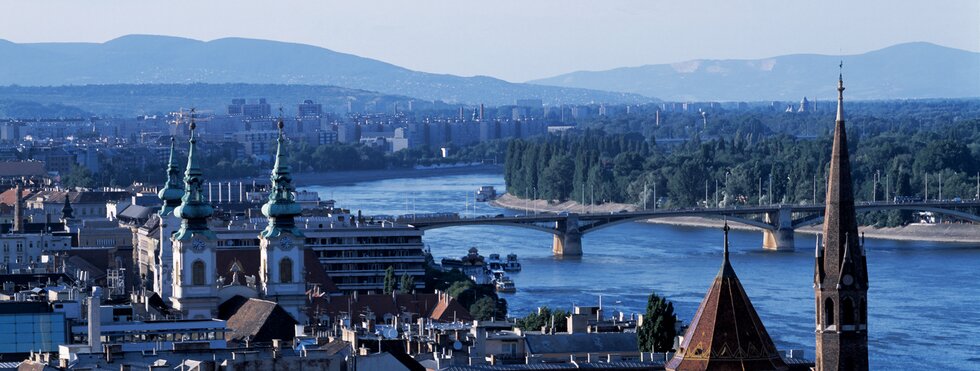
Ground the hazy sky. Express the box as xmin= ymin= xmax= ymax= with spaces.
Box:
xmin=2 ymin=0 xmax=977 ymax=82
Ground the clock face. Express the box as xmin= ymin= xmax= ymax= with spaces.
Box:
xmin=842 ymin=274 xmax=854 ymax=286
xmin=278 ymin=237 xmax=293 ymax=251
xmin=191 ymin=239 xmax=207 ymax=252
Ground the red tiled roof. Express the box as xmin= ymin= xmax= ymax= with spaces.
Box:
xmin=667 ymin=229 xmax=788 ymax=371
xmin=0 ymin=187 xmax=33 ymax=206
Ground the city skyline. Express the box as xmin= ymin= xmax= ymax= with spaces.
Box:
xmin=1 ymin=0 xmax=977 ymax=82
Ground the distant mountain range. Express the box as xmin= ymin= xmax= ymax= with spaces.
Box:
xmin=0 ymin=35 xmax=651 ymax=106
xmin=530 ymin=42 xmax=980 ymax=101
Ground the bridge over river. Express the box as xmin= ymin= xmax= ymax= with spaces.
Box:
xmin=401 ymin=200 xmax=980 ymax=255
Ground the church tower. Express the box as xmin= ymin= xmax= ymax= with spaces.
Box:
xmin=154 ymin=136 xmax=184 ymax=301
xmin=258 ymin=118 xmax=307 ymax=323
xmin=170 ymin=119 xmax=218 ymax=319
xmin=815 ymin=71 xmax=869 ymax=370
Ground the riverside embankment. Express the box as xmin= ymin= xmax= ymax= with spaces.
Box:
xmin=491 ymin=193 xmax=980 ymax=243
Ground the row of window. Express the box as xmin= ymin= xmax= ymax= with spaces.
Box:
xmin=822 ymin=296 xmax=867 ymax=328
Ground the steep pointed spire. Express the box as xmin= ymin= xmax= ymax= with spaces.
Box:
xmin=667 ymin=224 xmax=788 ymax=371
xmin=820 ymin=69 xmax=862 ymax=282
xmin=836 ymin=62 xmax=845 ymax=123
xmin=260 ymin=116 xmax=303 ymax=238
xmin=173 ymin=111 xmax=214 ymax=239
xmin=61 ymin=195 xmax=74 ymax=221
xmin=816 ymin=68 xmax=869 ymax=371
xmin=158 ymin=136 xmax=185 ymax=216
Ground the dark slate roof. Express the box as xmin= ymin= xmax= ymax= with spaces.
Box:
xmin=223 ymin=297 xmax=298 ymax=343
xmin=666 ymin=230 xmax=787 ymax=371
xmin=31 ymin=190 xmax=131 ymax=204
xmin=0 ymin=161 xmax=45 ymax=177
xmin=118 ymin=204 xmax=153 ymax=222
xmin=524 ymin=333 xmax=638 ymax=355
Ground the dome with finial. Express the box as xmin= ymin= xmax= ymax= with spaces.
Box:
xmin=260 ymin=117 xmax=303 ymax=238
xmin=173 ymin=115 xmax=215 ymax=239
xmin=158 ymin=136 xmax=185 ymax=215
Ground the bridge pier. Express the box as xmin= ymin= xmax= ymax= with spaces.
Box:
xmin=552 ymin=231 xmax=583 ymax=256
xmin=552 ymin=214 xmax=583 ymax=256
xmin=762 ymin=228 xmax=795 ymax=251
xmin=762 ymin=205 xmax=796 ymax=251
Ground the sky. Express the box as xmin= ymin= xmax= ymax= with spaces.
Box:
xmin=1 ymin=0 xmax=977 ymax=82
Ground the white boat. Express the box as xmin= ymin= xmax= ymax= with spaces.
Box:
xmin=503 ymin=253 xmax=522 ymax=272
xmin=495 ymin=277 xmax=516 ymax=293
xmin=476 ymin=186 xmax=497 ymax=202
xmin=487 ymin=253 xmax=503 ymax=271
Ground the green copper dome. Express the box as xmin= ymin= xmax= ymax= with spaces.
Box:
xmin=174 ymin=118 xmax=214 ymax=240
xmin=158 ymin=136 xmax=185 ymax=216
xmin=261 ymin=119 xmax=303 ymax=238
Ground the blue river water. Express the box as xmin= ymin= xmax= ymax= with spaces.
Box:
xmin=304 ymin=173 xmax=980 ymax=370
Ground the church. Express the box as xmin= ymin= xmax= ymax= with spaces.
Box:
xmin=142 ymin=117 xmax=311 ymax=324
xmin=666 ymin=73 xmax=870 ymax=370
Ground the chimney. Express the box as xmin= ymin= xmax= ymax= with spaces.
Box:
xmin=479 ymin=104 xmax=484 ymax=122
xmin=13 ymin=184 xmax=22 ymax=233
xmin=88 ymin=286 xmax=103 ymax=350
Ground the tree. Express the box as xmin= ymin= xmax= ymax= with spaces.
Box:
xmin=62 ymin=164 xmax=94 ymax=190
xmin=383 ymin=266 xmax=396 ymax=295
xmin=467 ymin=296 xmax=508 ymax=321
xmin=398 ymin=273 xmax=415 ymax=294
xmin=515 ymin=306 xmax=570 ymax=333
xmin=637 ymin=291 xmax=677 ymax=353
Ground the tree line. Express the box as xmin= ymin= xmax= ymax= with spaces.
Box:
xmin=505 ymin=112 xmax=980 ymax=227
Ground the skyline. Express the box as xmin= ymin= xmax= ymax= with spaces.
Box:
xmin=1 ymin=0 xmax=977 ymax=82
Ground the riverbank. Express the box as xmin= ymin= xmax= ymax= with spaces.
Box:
xmin=294 ymin=164 xmax=503 ymax=186
xmin=491 ymin=193 xmax=980 ymax=243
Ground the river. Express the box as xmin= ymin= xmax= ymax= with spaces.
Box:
xmin=303 ymin=172 xmax=980 ymax=370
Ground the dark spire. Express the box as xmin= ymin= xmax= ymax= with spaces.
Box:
xmin=173 ymin=111 xmax=214 ymax=239
xmin=667 ymin=225 xmax=788 ymax=371
xmin=819 ymin=69 xmax=863 ymax=284
xmin=815 ymin=69 xmax=869 ymax=371
xmin=61 ymin=195 xmax=74 ymax=221
xmin=158 ymin=136 xmax=185 ymax=216
xmin=260 ymin=116 xmax=303 ymax=238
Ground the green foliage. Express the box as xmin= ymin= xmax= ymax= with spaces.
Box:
xmin=62 ymin=164 xmax=94 ymax=189
xmin=383 ymin=266 xmax=395 ymax=295
xmin=515 ymin=306 xmax=570 ymax=333
xmin=637 ymin=291 xmax=677 ymax=353
xmin=504 ymin=110 xmax=980 ymax=227
xmin=398 ymin=273 xmax=415 ymax=294
xmin=469 ymin=296 xmax=507 ymax=321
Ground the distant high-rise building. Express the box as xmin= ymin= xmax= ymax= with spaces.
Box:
xmin=298 ymin=99 xmax=323 ymax=117
xmin=228 ymin=98 xmax=271 ymax=117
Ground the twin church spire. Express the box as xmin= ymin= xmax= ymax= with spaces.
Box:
xmin=173 ymin=117 xmax=215 ymax=239
xmin=260 ymin=117 xmax=303 ymax=237
xmin=169 ymin=112 xmax=299 ymax=238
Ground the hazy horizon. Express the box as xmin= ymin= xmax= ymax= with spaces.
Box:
xmin=2 ymin=0 xmax=977 ymax=82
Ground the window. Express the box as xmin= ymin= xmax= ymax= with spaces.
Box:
xmin=192 ymin=260 xmax=206 ymax=286
xmin=841 ymin=298 xmax=855 ymax=326
xmin=279 ymin=258 xmax=293 ymax=283
xmin=859 ymin=298 xmax=867 ymax=325
xmin=824 ymin=298 xmax=835 ymax=327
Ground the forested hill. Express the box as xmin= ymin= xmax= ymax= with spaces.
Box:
xmin=504 ymin=103 xmax=980 ymax=226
